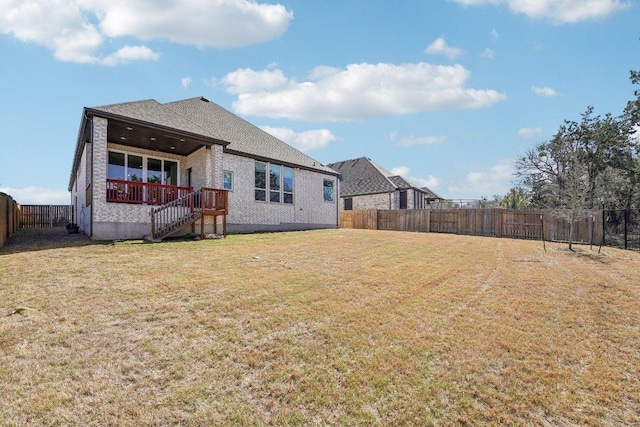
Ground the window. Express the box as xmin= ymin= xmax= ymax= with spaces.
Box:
xmin=399 ymin=191 xmax=407 ymax=209
xmin=255 ymin=161 xmax=294 ymax=203
xmin=269 ymin=164 xmax=281 ymax=202
xmin=255 ymin=161 xmax=266 ymax=201
xmin=107 ymin=150 xmax=178 ymax=185
xmin=323 ymin=179 xmax=334 ymax=202
xmin=344 ymin=198 xmax=353 ymax=210
xmin=223 ymin=171 xmax=233 ymax=190
xmin=283 ymin=167 xmax=293 ymax=204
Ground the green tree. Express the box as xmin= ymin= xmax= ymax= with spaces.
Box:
xmin=499 ymin=187 xmax=530 ymax=209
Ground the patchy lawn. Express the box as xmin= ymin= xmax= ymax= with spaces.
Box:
xmin=1 ymin=228 xmax=639 ymax=426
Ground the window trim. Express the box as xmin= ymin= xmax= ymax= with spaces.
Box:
xmin=323 ymin=179 xmax=335 ymax=202
xmin=223 ymin=170 xmax=234 ymax=191
xmin=255 ymin=161 xmax=294 ymax=204
xmin=107 ymin=149 xmax=180 ymax=186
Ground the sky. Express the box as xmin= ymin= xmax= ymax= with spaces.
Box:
xmin=0 ymin=0 xmax=638 ymax=204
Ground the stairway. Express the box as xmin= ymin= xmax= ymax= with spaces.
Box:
xmin=149 ymin=190 xmax=202 ymax=241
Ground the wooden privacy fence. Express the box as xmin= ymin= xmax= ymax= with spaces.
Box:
xmin=1 ymin=192 xmax=20 ymax=248
xmin=19 ymin=205 xmax=74 ymax=229
xmin=340 ymin=209 xmax=604 ymax=245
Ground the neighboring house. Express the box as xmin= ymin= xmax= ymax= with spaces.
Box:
xmin=327 ymin=157 xmax=442 ymax=211
xmin=68 ymin=96 xmax=340 ymax=240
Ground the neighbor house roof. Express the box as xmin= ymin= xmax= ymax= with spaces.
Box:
xmin=327 ymin=157 xmax=439 ymax=198
xmin=420 ymin=187 xmax=445 ymax=200
xmin=327 ymin=157 xmax=397 ymax=197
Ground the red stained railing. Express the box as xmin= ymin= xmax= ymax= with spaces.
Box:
xmin=106 ymin=179 xmax=193 ymax=205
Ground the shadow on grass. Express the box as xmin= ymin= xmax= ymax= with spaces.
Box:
xmin=0 ymin=228 xmax=111 ymax=255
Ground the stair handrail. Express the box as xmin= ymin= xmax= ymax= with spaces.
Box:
xmin=150 ymin=188 xmax=199 ymax=239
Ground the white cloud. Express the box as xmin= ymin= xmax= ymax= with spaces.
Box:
xmin=390 ymin=167 xmax=441 ymax=190
xmin=259 ymin=126 xmax=337 ymax=152
xmin=0 ymin=187 xmax=69 ymax=205
xmin=0 ymin=0 xmax=292 ymax=64
xmin=181 ymin=77 xmax=193 ymax=89
xmin=202 ymin=77 xmax=218 ymax=88
xmin=448 ymin=158 xmax=514 ymax=196
xmin=100 ymin=45 xmax=160 ymax=66
xmin=425 ymin=37 xmax=463 ymax=60
xmin=391 ymin=134 xmax=445 ymax=147
xmin=532 ymin=86 xmax=560 ymax=97
xmin=223 ymin=68 xmax=291 ymax=93
xmin=449 ymin=0 xmax=630 ymax=24
xmin=222 ymin=63 xmax=506 ymax=122
xmin=518 ymin=127 xmax=542 ymax=138
xmin=490 ymin=28 xmax=499 ymax=42
xmin=481 ymin=48 xmax=496 ymax=59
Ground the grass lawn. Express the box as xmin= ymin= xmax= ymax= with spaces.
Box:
xmin=1 ymin=228 xmax=639 ymax=426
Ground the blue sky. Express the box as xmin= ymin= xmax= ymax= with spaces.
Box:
xmin=0 ymin=0 xmax=638 ymax=204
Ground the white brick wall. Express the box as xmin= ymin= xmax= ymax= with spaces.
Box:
xmin=339 ymin=189 xmax=420 ymax=211
xmin=222 ymin=153 xmax=337 ymax=229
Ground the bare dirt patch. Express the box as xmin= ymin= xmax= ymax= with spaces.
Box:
xmin=1 ymin=229 xmax=639 ymax=425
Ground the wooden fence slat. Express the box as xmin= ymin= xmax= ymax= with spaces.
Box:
xmin=339 ymin=208 xmax=604 ymax=245
xmin=19 ymin=205 xmax=74 ymax=229
xmin=1 ymin=192 xmax=20 ymax=248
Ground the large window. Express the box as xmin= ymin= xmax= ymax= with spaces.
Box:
xmin=323 ymin=179 xmax=334 ymax=202
xmin=269 ymin=164 xmax=281 ymax=202
xmin=255 ymin=161 xmax=294 ymax=204
xmin=107 ymin=150 xmax=179 ymax=185
xmin=283 ymin=167 xmax=293 ymax=204
xmin=255 ymin=162 xmax=267 ymax=201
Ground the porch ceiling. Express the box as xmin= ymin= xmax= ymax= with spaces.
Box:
xmin=107 ymin=119 xmax=209 ymax=156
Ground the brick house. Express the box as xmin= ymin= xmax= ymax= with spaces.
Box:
xmin=68 ymin=97 xmax=340 ymax=240
xmin=327 ymin=157 xmax=442 ymax=211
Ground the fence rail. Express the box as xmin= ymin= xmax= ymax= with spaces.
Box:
xmin=19 ymin=205 xmax=74 ymax=229
xmin=1 ymin=192 xmax=20 ymax=248
xmin=340 ymin=208 xmax=605 ymax=246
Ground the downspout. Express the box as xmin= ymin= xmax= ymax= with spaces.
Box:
xmin=335 ymin=177 xmax=340 ymax=228
xmin=89 ymin=115 xmax=94 ymax=239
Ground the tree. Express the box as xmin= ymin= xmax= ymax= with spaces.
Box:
xmin=499 ymin=187 xmax=530 ymax=209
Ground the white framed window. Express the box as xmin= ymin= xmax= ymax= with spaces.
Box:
xmin=223 ymin=171 xmax=233 ymax=190
xmin=255 ymin=161 xmax=294 ymax=204
xmin=107 ymin=150 xmax=179 ymax=185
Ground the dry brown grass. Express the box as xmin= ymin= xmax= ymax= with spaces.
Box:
xmin=1 ymin=228 xmax=639 ymax=426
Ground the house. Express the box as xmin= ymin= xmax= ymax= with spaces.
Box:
xmin=326 ymin=157 xmax=442 ymax=211
xmin=68 ymin=96 xmax=340 ymax=240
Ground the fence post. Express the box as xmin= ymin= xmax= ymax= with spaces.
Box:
xmin=624 ymin=209 xmax=629 ymax=250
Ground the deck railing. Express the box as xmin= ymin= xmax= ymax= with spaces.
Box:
xmin=106 ymin=179 xmax=192 ymax=205
xmin=200 ymin=187 xmax=229 ymax=214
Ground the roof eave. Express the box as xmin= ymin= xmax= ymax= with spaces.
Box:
xmin=224 ymin=148 xmax=340 ymax=176
xmin=85 ymin=108 xmax=229 ymax=147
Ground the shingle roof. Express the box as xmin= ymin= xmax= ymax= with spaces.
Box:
xmin=163 ymin=97 xmax=337 ymax=174
xmin=327 ymin=157 xmax=398 ymax=197
xmin=328 ymin=157 xmax=440 ymax=198
xmin=420 ymin=187 xmax=445 ymax=200
xmin=388 ymin=175 xmax=414 ymax=189
xmin=88 ymin=99 xmax=217 ymax=141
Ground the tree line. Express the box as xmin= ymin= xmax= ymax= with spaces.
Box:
xmin=489 ymin=69 xmax=640 ymax=211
